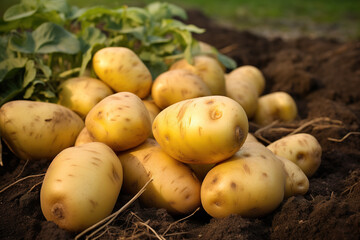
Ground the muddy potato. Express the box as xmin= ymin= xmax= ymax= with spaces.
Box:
xmin=57 ymin=77 xmax=113 ymax=119
xmin=201 ymin=142 xmax=285 ymax=218
xmin=226 ymin=65 xmax=266 ymax=96
xmin=276 ymin=155 xmax=309 ymax=198
xmin=267 ymin=133 xmax=322 ymax=177
xmin=40 ymin=142 xmax=123 ymax=232
xmin=225 ymin=75 xmax=259 ymax=118
xmin=118 ymin=138 xmax=201 ymax=215
xmin=0 ymin=100 xmax=84 ymax=161
xmin=85 ymin=92 xmax=152 ymax=151
xmin=169 ymin=55 xmax=226 ymax=95
xmin=253 ymin=91 xmax=298 ymax=126
xmin=152 ymin=96 xmax=249 ymax=164
xmin=151 ymin=69 xmax=211 ymax=109
xmin=92 ymin=47 xmax=152 ymax=98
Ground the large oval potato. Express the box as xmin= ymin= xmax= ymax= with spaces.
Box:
xmin=267 ymin=133 xmax=322 ymax=177
xmin=118 ymin=138 xmax=201 ymax=215
xmin=0 ymin=100 xmax=84 ymax=161
xmin=85 ymin=92 xmax=152 ymax=151
xmin=151 ymin=69 xmax=211 ymax=109
xmin=152 ymin=96 xmax=249 ymax=164
xmin=57 ymin=76 xmax=113 ymax=119
xmin=201 ymin=142 xmax=285 ymax=218
xmin=40 ymin=142 xmax=123 ymax=232
xmin=169 ymin=55 xmax=226 ymax=95
xmin=92 ymin=47 xmax=152 ymax=98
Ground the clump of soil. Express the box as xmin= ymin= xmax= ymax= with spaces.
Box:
xmin=1 ymin=9 xmax=359 ymax=240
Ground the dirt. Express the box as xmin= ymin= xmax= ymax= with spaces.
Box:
xmin=1 ymin=9 xmax=360 ymax=240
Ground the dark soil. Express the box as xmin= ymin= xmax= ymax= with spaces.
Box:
xmin=1 ymin=9 xmax=360 ymax=240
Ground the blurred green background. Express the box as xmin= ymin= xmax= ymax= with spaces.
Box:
xmin=1 ymin=0 xmax=359 ymax=40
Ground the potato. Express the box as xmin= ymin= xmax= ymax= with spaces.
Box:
xmin=142 ymin=99 xmax=161 ymax=138
xmin=0 ymin=100 xmax=84 ymax=161
xmin=74 ymin=127 xmax=95 ymax=146
xmin=40 ymin=142 xmax=123 ymax=232
xmin=118 ymin=138 xmax=201 ymax=215
xmin=267 ymin=133 xmax=322 ymax=177
xmin=152 ymin=96 xmax=249 ymax=164
xmin=57 ymin=76 xmax=113 ymax=118
xmin=85 ymin=92 xmax=152 ymax=151
xmin=92 ymin=47 xmax=152 ymax=98
xmin=225 ymin=74 xmax=259 ymax=118
xmin=201 ymin=142 xmax=285 ymax=218
xmin=187 ymin=163 xmax=215 ymax=181
xmin=276 ymin=155 xmax=309 ymax=198
xmin=244 ymin=133 xmax=259 ymax=143
xmin=253 ymin=91 xmax=298 ymax=126
xmin=226 ymin=65 xmax=266 ymax=96
xmin=169 ymin=55 xmax=226 ymax=95
xmin=151 ymin=69 xmax=211 ymax=109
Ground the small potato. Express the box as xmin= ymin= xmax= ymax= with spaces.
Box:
xmin=74 ymin=127 xmax=95 ymax=146
xmin=0 ymin=100 xmax=84 ymax=161
xmin=226 ymin=65 xmax=266 ymax=96
xmin=92 ymin=47 xmax=152 ymax=98
xmin=151 ymin=69 xmax=211 ymax=109
xmin=57 ymin=76 xmax=113 ymax=118
xmin=142 ymin=99 xmax=161 ymax=138
xmin=201 ymin=142 xmax=285 ymax=218
xmin=85 ymin=92 xmax=152 ymax=151
xmin=40 ymin=142 xmax=123 ymax=232
xmin=267 ymin=133 xmax=322 ymax=177
xmin=152 ymin=96 xmax=249 ymax=164
xmin=253 ymin=91 xmax=298 ymax=126
xmin=169 ymin=55 xmax=226 ymax=95
xmin=118 ymin=138 xmax=201 ymax=215
xmin=225 ymin=74 xmax=259 ymax=118
xmin=276 ymin=155 xmax=309 ymax=198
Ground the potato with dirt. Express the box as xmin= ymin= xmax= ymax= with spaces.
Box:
xmin=57 ymin=76 xmax=113 ymax=119
xmin=169 ymin=55 xmax=226 ymax=95
xmin=118 ymin=138 xmax=201 ymax=215
xmin=151 ymin=69 xmax=211 ymax=109
xmin=0 ymin=100 xmax=84 ymax=161
xmin=267 ymin=133 xmax=322 ymax=177
xmin=85 ymin=92 xmax=152 ymax=151
xmin=152 ymin=96 xmax=249 ymax=164
xmin=201 ymin=142 xmax=286 ymax=218
xmin=92 ymin=47 xmax=152 ymax=98
xmin=253 ymin=91 xmax=298 ymax=126
xmin=40 ymin=142 xmax=123 ymax=232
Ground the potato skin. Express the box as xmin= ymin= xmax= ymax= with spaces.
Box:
xmin=201 ymin=142 xmax=285 ymax=218
xmin=40 ymin=142 xmax=123 ymax=232
xmin=85 ymin=92 xmax=152 ymax=151
xmin=92 ymin=47 xmax=152 ymax=98
xmin=151 ymin=69 xmax=211 ymax=109
xmin=267 ymin=133 xmax=322 ymax=177
xmin=142 ymin=99 xmax=161 ymax=138
xmin=118 ymin=138 xmax=201 ymax=215
xmin=152 ymin=96 xmax=249 ymax=164
xmin=58 ymin=77 xmax=113 ymax=118
xmin=170 ymin=55 xmax=226 ymax=95
xmin=0 ymin=100 xmax=84 ymax=161
xmin=74 ymin=127 xmax=95 ymax=146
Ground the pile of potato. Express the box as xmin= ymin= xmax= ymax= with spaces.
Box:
xmin=0 ymin=46 xmax=322 ymax=232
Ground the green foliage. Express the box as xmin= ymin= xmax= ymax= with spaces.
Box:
xmin=0 ymin=0 xmax=236 ymax=106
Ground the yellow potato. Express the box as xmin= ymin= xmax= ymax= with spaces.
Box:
xmin=0 ymin=100 xmax=84 ymax=161
xmin=267 ymin=133 xmax=322 ymax=177
xmin=169 ymin=55 xmax=226 ymax=95
xmin=187 ymin=163 xmax=215 ymax=181
xmin=201 ymin=142 xmax=285 ymax=218
xmin=85 ymin=92 xmax=152 ymax=151
xmin=151 ymin=69 xmax=211 ymax=109
xmin=118 ymin=138 xmax=201 ymax=215
xmin=40 ymin=142 xmax=123 ymax=232
xmin=74 ymin=127 xmax=95 ymax=146
xmin=244 ymin=133 xmax=259 ymax=143
xmin=142 ymin=99 xmax=161 ymax=138
xmin=226 ymin=65 xmax=266 ymax=96
xmin=92 ymin=47 xmax=152 ymax=98
xmin=152 ymin=96 xmax=248 ymax=164
xmin=57 ymin=76 xmax=113 ymax=118
xmin=253 ymin=91 xmax=298 ymax=126
xmin=225 ymin=74 xmax=259 ymax=118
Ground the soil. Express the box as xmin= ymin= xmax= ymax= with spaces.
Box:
xmin=1 ymin=9 xmax=360 ymax=240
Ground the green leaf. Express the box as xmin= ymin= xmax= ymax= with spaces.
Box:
xmin=0 ymin=57 xmax=28 ymax=82
xmin=217 ymin=53 xmax=237 ymax=70
xmin=3 ymin=2 xmax=38 ymax=22
xmin=23 ymin=60 xmax=36 ymax=87
xmin=9 ymin=31 xmax=35 ymax=53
